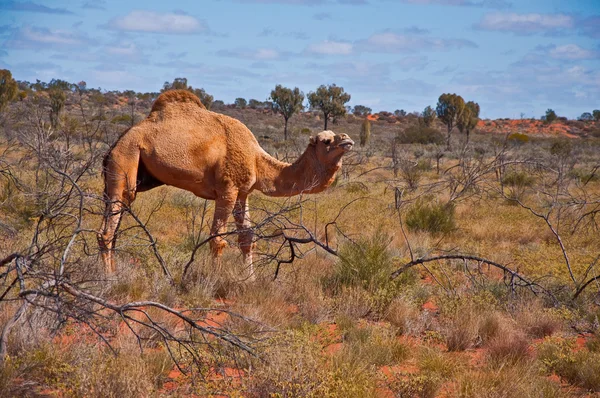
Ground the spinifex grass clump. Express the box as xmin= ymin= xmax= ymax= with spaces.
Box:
xmin=327 ymin=232 xmax=414 ymax=293
xmin=405 ymin=198 xmax=455 ymax=235
xmin=501 ymin=171 xmax=535 ymax=187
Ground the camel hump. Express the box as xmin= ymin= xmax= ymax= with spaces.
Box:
xmin=151 ymin=90 xmax=206 ymax=113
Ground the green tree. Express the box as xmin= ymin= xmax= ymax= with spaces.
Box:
xmin=234 ymin=98 xmax=247 ymax=109
xmin=360 ymin=119 xmax=371 ymax=147
xmin=592 ymin=110 xmax=600 ymax=121
xmin=0 ymin=69 xmax=18 ymax=112
xmin=161 ymin=77 xmax=213 ymax=109
xmin=191 ymin=88 xmax=213 ymax=110
xmin=46 ymin=79 xmax=72 ymax=129
xmin=422 ymin=105 xmax=436 ymax=127
xmin=394 ymin=109 xmax=407 ymax=118
xmin=436 ymin=93 xmax=465 ymax=150
xmin=269 ymin=85 xmax=305 ymax=140
xmin=457 ymin=101 xmax=480 ymax=145
xmin=579 ymin=112 xmax=593 ymax=121
xmin=49 ymin=87 xmax=66 ymax=129
xmin=161 ymin=77 xmax=189 ymax=91
xmin=544 ymin=109 xmax=558 ymax=124
xmin=353 ymin=105 xmax=372 ymax=117
xmin=307 ymin=84 xmax=351 ymax=130
xmin=248 ymin=99 xmax=262 ymax=109
xmin=123 ymin=90 xmax=137 ymax=128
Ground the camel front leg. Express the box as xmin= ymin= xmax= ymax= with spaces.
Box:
xmin=233 ymin=194 xmax=255 ymax=281
xmin=209 ymin=192 xmax=237 ymax=265
xmin=98 ymin=151 xmax=139 ymax=275
xmin=98 ymin=200 xmax=125 ymax=274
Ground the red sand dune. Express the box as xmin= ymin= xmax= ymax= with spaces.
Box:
xmin=476 ymin=119 xmax=586 ymax=138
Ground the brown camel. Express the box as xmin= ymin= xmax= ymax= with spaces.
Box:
xmin=99 ymin=90 xmax=354 ymax=278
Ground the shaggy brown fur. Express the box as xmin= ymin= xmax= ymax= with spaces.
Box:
xmin=98 ymin=90 xmax=354 ymax=279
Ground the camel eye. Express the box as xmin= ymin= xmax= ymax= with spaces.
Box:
xmin=323 ymin=139 xmax=331 ymax=145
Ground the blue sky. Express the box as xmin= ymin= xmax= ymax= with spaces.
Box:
xmin=0 ymin=0 xmax=598 ymax=119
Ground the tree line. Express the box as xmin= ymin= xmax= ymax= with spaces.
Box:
xmin=1 ymin=69 xmax=599 ymax=145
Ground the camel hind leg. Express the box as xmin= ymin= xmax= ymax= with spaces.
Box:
xmin=98 ymin=147 xmax=140 ymax=274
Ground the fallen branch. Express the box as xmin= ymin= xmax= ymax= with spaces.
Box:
xmin=391 ymin=254 xmax=556 ymax=300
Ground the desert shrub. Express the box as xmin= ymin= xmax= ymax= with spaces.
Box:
xmin=110 ymin=114 xmax=133 ymax=126
xmin=536 ymin=337 xmax=574 ymax=370
xmin=333 ymin=286 xmax=373 ymax=320
xmin=507 ymin=132 xmax=530 ymax=144
xmin=501 ymin=171 xmax=534 ymax=187
xmin=550 ymin=350 xmax=600 ymax=391
xmin=418 ymin=346 xmax=460 ymax=378
xmin=416 ymin=158 xmax=432 ymax=171
xmin=398 ymin=159 xmax=422 ymax=190
xmin=0 ymin=340 xmax=169 ymax=398
xmin=247 ymin=328 xmax=378 ymax=397
xmin=571 ymin=167 xmax=599 ymax=183
xmin=586 ymin=334 xmax=600 ymax=353
xmin=328 ymin=232 xmax=412 ymax=293
xmin=335 ymin=325 xmax=409 ymax=368
xmin=405 ymin=198 xmax=455 ymax=235
xmin=538 ymin=336 xmax=600 ymax=391
xmin=397 ymin=125 xmax=444 ymax=145
xmin=549 ymin=138 xmax=573 ymax=158
xmin=457 ymin=364 xmax=565 ymax=398
xmin=389 ymin=374 xmax=442 ymax=398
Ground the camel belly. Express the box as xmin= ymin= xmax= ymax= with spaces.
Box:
xmin=139 ymin=140 xmax=222 ymax=200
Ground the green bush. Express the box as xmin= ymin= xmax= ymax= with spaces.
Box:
xmin=335 ymin=325 xmax=409 ymax=368
xmin=405 ymin=198 xmax=455 ymax=235
xmin=571 ymin=168 xmax=599 ymax=184
xmin=326 ymin=232 xmax=416 ymax=309
xmin=501 ymin=171 xmax=535 ymax=187
xmin=331 ymin=232 xmax=394 ymax=291
xmin=549 ymin=139 xmax=573 ymax=158
xmin=507 ymin=132 xmax=530 ymax=144
xmin=397 ymin=125 xmax=444 ymax=145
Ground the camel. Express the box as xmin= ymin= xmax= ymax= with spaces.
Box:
xmin=98 ymin=89 xmax=354 ymax=279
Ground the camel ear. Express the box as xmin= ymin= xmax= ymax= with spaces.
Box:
xmin=309 ymin=136 xmax=317 ymax=146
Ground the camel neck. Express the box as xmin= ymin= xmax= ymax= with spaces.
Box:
xmin=255 ymin=147 xmax=341 ymax=197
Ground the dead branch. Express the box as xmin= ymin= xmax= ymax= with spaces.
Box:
xmin=391 ymin=254 xmax=556 ymax=300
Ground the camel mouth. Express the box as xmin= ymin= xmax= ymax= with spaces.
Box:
xmin=338 ymin=139 xmax=354 ymax=151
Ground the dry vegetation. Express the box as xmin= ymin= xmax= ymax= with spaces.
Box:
xmin=1 ymin=88 xmax=600 ymax=397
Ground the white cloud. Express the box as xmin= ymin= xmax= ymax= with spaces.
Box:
xmin=549 ymin=44 xmax=598 ymax=60
xmin=217 ymin=48 xmax=285 ymax=60
xmin=104 ymin=10 xmax=208 ymax=34
xmin=356 ymin=32 xmax=476 ymax=53
xmin=400 ymin=0 xmax=510 ymax=8
xmin=3 ymin=25 xmax=94 ymax=50
xmin=255 ymin=48 xmax=280 ymax=60
xmin=0 ymin=1 xmax=73 ymax=14
xmin=305 ymin=40 xmax=353 ymax=55
xmin=476 ymin=12 xmax=573 ymax=35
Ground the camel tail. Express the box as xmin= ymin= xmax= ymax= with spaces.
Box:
xmin=151 ymin=90 xmax=206 ymax=113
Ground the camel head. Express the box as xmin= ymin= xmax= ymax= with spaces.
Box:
xmin=309 ymin=130 xmax=354 ymax=166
